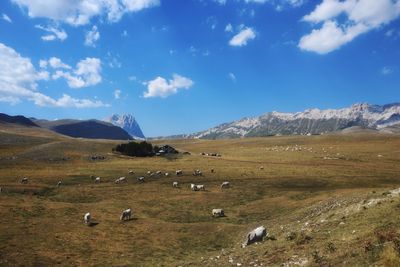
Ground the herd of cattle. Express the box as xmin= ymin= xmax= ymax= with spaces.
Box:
xmin=11 ymin=167 xmax=267 ymax=247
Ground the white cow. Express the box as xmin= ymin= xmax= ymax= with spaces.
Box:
xmin=84 ymin=212 xmax=91 ymax=225
xmin=173 ymin=181 xmax=179 ymax=188
xmin=120 ymin=209 xmax=132 ymax=221
xmin=197 ymin=185 xmax=205 ymax=191
xmin=156 ymin=171 xmax=162 ymax=176
xmin=165 ymin=172 xmax=169 ymax=177
xmin=20 ymin=177 xmax=28 ymax=184
xmin=242 ymin=226 xmax=267 ymax=247
xmin=193 ymin=169 xmax=202 ymax=176
xmin=176 ymin=170 xmax=183 ymax=176
xmin=191 ymin=184 xmax=205 ymax=191
xmin=57 ymin=181 xmax=62 ymax=188
xmin=115 ymin=177 xmax=127 ymax=184
xmin=95 ymin=177 xmax=101 ymax=183
xmin=137 ymin=176 xmax=145 ymax=183
xmin=212 ymin=209 xmax=224 ymax=217
xmin=129 ymin=170 xmax=134 ymax=174
xmin=220 ymin=181 xmax=230 ymax=189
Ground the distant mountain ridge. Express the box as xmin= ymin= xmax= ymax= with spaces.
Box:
xmin=0 ymin=113 xmax=38 ymax=127
xmin=34 ymin=119 xmax=133 ymax=140
xmin=104 ymin=114 xmax=145 ymax=139
xmin=165 ymin=103 xmax=400 ymax=139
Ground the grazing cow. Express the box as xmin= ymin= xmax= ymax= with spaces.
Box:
xmin=212 ymin=209 xmax=224 ymax=217
xmin=173 ymin=181 xmax=179 ymax=188
xmin=84 ymin=213 xmax=91 ymax=225
xmin=165 ymin=172 xmax=169 ymax=177
xmin=57 ymin=181 xmax=62 ymax=188
xmin=190 ymin=183 xmax=198 ymax=191
xmin=190 ymin=184 xmax=205 ymax=191
xmin=147 ymin=171 xmax=151 ymax=175
xmin=220 ymin=181 xmax=230 ymax=189
xmin=156 ymin=171 xmax=162 ymax=176
xmin=129 ymin=170 xmax=134 ymax=174
xmin=259 ymin=166 xmax=264 ymax=170
xmin=193 ymin=169 xmax=202 ymax=176
xmin=197 ymin=185 xmax=205 ymax=191
xmin=176 ymin=170 xmax=183 ymax=176
xmin=242 ymin=226 xmax=267 ymax=247
xmin=211 ymin=169 xmax=215 ymax=173
xmin=95 ymin=177 xmax=101 ymax=183
xmin=115 ymin=177 xmax=127 ymax=184
xmin=20 ymin=177 xmax=28 ymax=184
xmin=137 ymin=176 xmax=145 ymax=183
xmin=120 ymin=209 xmax=132 ymax=221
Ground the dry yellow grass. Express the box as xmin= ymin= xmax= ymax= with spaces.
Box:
xmin=0 ymin=125 xmax=400 ymax=266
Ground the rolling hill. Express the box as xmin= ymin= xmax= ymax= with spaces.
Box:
xmin=0 ymin=113 xmax=38 ymax=127
xmin=34 ymin=119 xmax=133 ymax=140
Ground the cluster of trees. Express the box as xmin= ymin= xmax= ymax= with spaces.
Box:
xmin=114 ymin=141 xmax=157 ymax=157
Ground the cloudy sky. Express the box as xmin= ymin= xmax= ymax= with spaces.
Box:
xmin=0 ymin=0 xmax=399 ymax=136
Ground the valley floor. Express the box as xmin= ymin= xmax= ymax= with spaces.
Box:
xmin=1 ymin=126 xmax=400 ymax=266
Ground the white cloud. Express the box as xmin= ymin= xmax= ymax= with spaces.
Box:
xmin=106 ymin=52 xmax=122 ymax=68
xmin=0 ymin=96 xmax=20 ymax=105
xmin=114 ymin=89 xmax=121 ymax=99
xmin=2 ymin=13 xmax=12 ymax=23
xmin=300 ymin=0 xmax=400 ymax=54
xmin=214 ymin=0 xmax=227 ymax=5
xmin=381 ymin=66 xmax=394 ymax=75
xmin=229 ymin=27 xmax=256 ymax=46
xmin=214 ymin=0 xmax=305 ymax=8
xmin=52 ymin=57 xmax=102 ymax=88
xmin=206 ymin=16 xmax=218 ymax=30
xmin=225 ymin=23 xmax=233 ymax=32
xmin=299 ymin=20 xmax=368 ymax=54
xmin=143 ymin=74 xmax=194 ymax=98
xmin=122 ymin=30 xmax=128 ymax=37
xmin=12 ymin=0 xmax=160 ymax=26
xmin=128 ymin=75 xmax=137 ymax=81
xmin=0 ymin=43 xmax=107 ymax=108
xmin=286 ymin=0 xmax=305 ymax=7
xmin=35 ymin=24 xmax=67 ymax=41
xmin=85 ymin=25 xmax=100 ymax=47
xmin=228 ymin=72 xmax=236 ymax=82
xmin=244 ymin=0 xmax=268 ymax=3
xmin=385 ymin=29 xmax=395 ymax=37
xmin=44 ymin=57 xmax=72 ymax=69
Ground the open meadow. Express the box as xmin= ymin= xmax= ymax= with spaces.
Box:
xmin=1 ymin=125 xmax=400 ymax=266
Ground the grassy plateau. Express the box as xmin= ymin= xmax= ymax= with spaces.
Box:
xmin=1 ymin=124 xmax=400 ymax=266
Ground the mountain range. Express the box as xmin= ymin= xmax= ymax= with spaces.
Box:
xmin=163 ymin=103 xmax=400 ymax=139
xmin=1 ymin=103 xmax=400 ymax=140
xmin=0 ymin=113 xmax=143 ymax=140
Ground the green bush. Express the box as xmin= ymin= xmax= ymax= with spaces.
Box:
xmin=114 ymin=141 xmax=155 ymax=157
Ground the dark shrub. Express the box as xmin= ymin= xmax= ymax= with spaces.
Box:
xmin=114 ymin=141 xmax=155 ymax=157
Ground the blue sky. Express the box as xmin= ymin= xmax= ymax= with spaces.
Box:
xmin=0 ymin=0 xmax=399 ymax=136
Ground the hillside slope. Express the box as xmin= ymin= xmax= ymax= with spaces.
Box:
xmin=35 ymin=119 xmax=133 ymax=140
xmin=0 ymin=113 xmax=38 ymax=127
